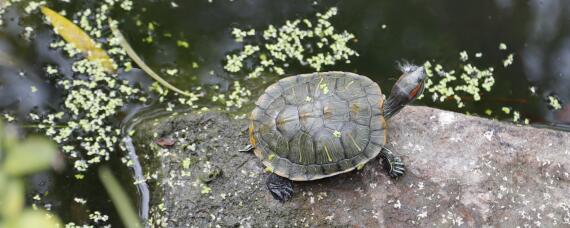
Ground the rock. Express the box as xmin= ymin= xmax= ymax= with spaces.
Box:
xmin=133 ymin=106 xmax=570 ymax=227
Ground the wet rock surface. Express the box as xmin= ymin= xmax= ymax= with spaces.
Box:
xmin=133 ymin=106 xmax=570 ymax=227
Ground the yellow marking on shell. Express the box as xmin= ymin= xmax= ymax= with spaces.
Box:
xmin=264 ymin=166 xmax=274 ymax=173
xmin=292 ymin=87 xmax=296 ymax=98
xmin=316 ymin=77 xmax=324 ymax=96
xmin=248 ymin=121 xmax=256 ymax=146
xmin=321 ymin=85 xmax=329 ymax=94
xmin=324 ymin=145 xmax=333 ymax=162
xmin=348 ymin=133 xmax=362 ymax=151
xmin=351 ymin=103 xmax=360 ymax=114
xmin=323 ymin=105 xmax=333 ymax=119
xmin=268 ymin=153 xmax=276 ymax=161
xmin=299 ymin=112 xmax=308 ymax=119
xmin=276 ymin=116 xmax=293 ymax=128
xmin=381 ymin=115 xmax=388 ymax=144
xmin=333 ymin=130 xmax=341 ymax=138
xmin=277 ymin=116 xmax=297 ymax=126
xmin=356 ymin=163 xmax=365 ymax=170
xmin=345 ymin=80 xmax=354 ymax=90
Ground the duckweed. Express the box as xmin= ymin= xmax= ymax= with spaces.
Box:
xmin=503 ymin=54 xmax=514 ymax=67
xmin=16 ymin=1 xmax=148 ymax=176
xmin=224 ymin=7 xmax=358 ymax=77
xmin=459 ymin=51 xmax=468 ymax=62
xmin=422 ymin=49 xmax=507 ymax=108
xmin=499 ymin=43 xmax=507 ymax=50
xmin=547 ymin=95 xmax=562 ymax=110
xmin=3 ymin=113 xmax=15 ymax=122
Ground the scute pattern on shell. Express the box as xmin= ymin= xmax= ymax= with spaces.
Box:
xmin=250 ymin=72 xmax=387 ymax=181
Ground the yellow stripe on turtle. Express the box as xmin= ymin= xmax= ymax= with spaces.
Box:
xmin=324 ymin=145 xmax=333 ymax=162
xmin=348 ymin=132 xmax=362 ymax=151
xmin=345 ymin=80 xmax=354 ymax=89
xmin=248 ymin=121 xmax=256 ymax=146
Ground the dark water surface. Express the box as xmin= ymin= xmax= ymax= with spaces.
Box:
xmin=1 ymin=0 xmax=569 ymax=225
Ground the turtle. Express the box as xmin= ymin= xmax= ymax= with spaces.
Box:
xmin=240 ymin=63 xmax=426 ymax=202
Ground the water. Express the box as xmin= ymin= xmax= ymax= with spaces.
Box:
xmin=1 ymin=0 xmax=569 ymax=225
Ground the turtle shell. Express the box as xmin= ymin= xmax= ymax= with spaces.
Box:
xmin=249 ymin=71 xmax=387 ymax=181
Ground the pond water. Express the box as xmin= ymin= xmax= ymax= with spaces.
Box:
xmin=1 ymin=0 xmax=569 ymax=226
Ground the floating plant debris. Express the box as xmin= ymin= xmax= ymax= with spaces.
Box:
xmin=547 ymin=95 xmax=563 ymax=110
xmin=41 ymin=6 xmax=116 ymax=72
xmin=421 ymin=48 xmax=518 ymax=110
xmin=224 ymin=7 xmax=359 ymax=77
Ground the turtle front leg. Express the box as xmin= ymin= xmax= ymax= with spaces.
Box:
xmin=266 ymin=173 xmax=294 ymax=202
xmin=380 ymin=147 xmax=406 ymax=178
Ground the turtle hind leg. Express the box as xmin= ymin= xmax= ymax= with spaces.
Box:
xmin=380 ymin=147 xmax=406 ymax=178
xmin=266 ymin=173 xmax=294 ymax=202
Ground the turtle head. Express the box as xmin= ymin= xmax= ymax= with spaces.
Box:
xmin=384 ymin=62 xmax=426 ymax=119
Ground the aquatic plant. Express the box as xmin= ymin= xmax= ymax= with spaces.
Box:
xmin=0 ymin=121 xmax=62 ymax=227
xmin=99 ymin=167 xmax=142 ymax=227
xmin=224 ymin=7 xmax=359 ymax=78
xmin=421 ymin=47 xmax=530 ymax=124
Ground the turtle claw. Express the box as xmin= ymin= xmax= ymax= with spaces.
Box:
xmin=384 ymin=156 xmax=406 ymax=178
xmin=266 ymin=173 xmax=294 ymax=202
xmin=239 ymin=144 xmax=254 ymax=153
xmin=381 ymin=148 xmax=406 ymax=178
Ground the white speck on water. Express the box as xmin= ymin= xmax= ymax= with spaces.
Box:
xmin=499 ymin=43 xmax=508 ymax=50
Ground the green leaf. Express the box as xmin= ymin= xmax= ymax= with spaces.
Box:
xmin=0 ymin=173 xmax=6 ymax=193
xmin=5 ymin=209 xmax=61 ymax=228
xmin=0 ymin=120 xmax=4 ymax=154
xmin=109 ymin=19 xmax=195 ymax=97
xmin=0 ymin=179 xmax=24 ymax=218
xmin=1 ymin=123 xmax=19 ymax=152
xmin=99 ymin=166 xmax=142 ymax=227
xmin=3 ymin=137 xmax=57 ymax=176
xmin=40 ymin=6 xmax=116 ymax=72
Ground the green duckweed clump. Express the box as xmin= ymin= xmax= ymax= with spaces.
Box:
xmin=422 ymin=57 xmax=496 ymax=108
xmin=224 ymin=7 xmax=359 ymax=78
xmin=421 ymin=47 xmax=530 ymax=124
xmin=547 ymin=95 xmax=563 ymax=110
xmin=33 ymin=1 xmax=142 ymax=177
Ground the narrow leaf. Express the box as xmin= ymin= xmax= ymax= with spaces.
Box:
xmin=8 ymin=209 xmax=61 ymax=228
xmin=109 ymin=19 xmax=195 ymax=97
xmin=0 ymin=120 xmax=4 ymax=148
xmin=40 ymin=6 xmax=116 ymax=72
xmin=3 ymin=137 xmax=58 ymax=176
xmin=1 ymin=179 xmax=24 ymax=218
xmin=99 ymin=166 xmax=142 ymax=227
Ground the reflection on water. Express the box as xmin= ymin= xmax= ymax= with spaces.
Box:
xmin=521 ymin=0 xmax=570 ymax=124
xmin=2 ymin=0 xmax=570 ymax=225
